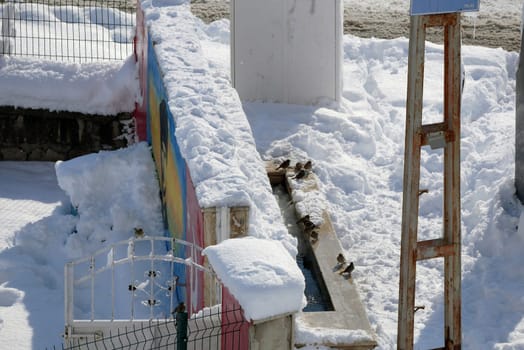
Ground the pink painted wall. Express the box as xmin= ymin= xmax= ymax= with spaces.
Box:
xmin=221 ymin=286 xmax=250 ymax=350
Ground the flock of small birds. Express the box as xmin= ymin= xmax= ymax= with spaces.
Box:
xmin=277 ymin=158 xmax=355 ymax=279
xmin=296 ymin=214 xmax=319 ymax=244
xmin=276 ymin=158 xmax=313 ymax=180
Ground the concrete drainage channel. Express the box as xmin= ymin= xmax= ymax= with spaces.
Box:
xmin=267 ymin=161 xmax=377 ymax=350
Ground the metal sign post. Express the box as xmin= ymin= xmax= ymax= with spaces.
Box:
xmin=397 ymin=13 xmax=462 ymax=350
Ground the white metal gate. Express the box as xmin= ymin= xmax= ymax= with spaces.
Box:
xmin=64 ymin=236 xmax=211 ymax=344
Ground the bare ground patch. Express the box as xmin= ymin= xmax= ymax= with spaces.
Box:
xmin=191 ymin=1 xmax=521 ymax=52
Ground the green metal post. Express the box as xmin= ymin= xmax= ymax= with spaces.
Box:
xmin=176 ymin=311 xmax=188 ymax=350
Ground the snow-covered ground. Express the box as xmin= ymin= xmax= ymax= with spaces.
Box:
xmin=0 ymin=0 xmax=523 ymax=349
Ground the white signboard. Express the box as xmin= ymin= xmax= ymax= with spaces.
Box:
xmin=410 ymin=0 xmax=479 ymax=15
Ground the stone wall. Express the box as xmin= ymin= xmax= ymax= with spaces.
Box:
xmin=0 ymin=106 xmax=134 ymax=161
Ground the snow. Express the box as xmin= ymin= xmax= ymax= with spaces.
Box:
xmin=0 ymin=55 xmax=139 ymax=115
xmin=295 ymin=321 xmax=374 ymax=347
xmin=0 ymin=0 xmax=523 ymax=349
xmin=55 ymin=142 xmax=165 ymax=257
xmin=0 ymin=144 xmax=164 ymax=347
xmin=202 ymin=237 xmax=306 ymax=321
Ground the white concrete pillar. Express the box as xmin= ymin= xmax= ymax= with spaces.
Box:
xmin=231 ymin=0 xmax=342 ymax=105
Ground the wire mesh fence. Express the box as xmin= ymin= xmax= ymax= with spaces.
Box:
xmin=0 ymin=0 xmax=136 ymax=62
xmin=48 ymin=304 xmax=248 ymax=350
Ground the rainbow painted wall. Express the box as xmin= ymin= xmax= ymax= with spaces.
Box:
xmin=135 ymin=5 xmax=204 ymax=315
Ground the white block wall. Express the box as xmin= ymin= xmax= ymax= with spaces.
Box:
xmin=231 ymin=0 xmax=342 ymax=105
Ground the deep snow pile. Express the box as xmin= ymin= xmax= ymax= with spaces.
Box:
xmin=55 ymin=142 xmax=165 ymax=257
xmin=0 ymin=55 xmax=138 ymax=115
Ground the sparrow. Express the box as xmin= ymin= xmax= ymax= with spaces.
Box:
xmin=340 ymin=262 xmax=355 ymax=277
xmin=303 ymin=219 xmax=317 ymax=230
xmin=336 ymin=253 xmax=346 ymax=265
xmin=173 ymin=302 xmax=186 ymax=313
xmin=294 ymin=162 xmax=303 ymax=173
xmin=276 ymin=159 xmax=291 ymax=170
xmin=304 ymin=160 xmax=312 ymax=170
xmin=296 ymin=215 xmax=310 ymax=224
xmin=293 ymin=169 xmax=306 ymax=180
xmin=134 ymin=227 xmax=145 ymax=238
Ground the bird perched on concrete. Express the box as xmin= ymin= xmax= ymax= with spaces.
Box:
xmin=276 ymin=159 xmax=290 ymax=170
xmin=340 ymin=262 xmax=355 ymax=277
xmin=134 ymin=227 xmax=145 ymax=238
xmin=296 ymin=215 xmax=310 ymax=224
xmin=336 ymin=253 xmax=346 ymax=265
xmin=304 ymin=160 xmax=312 ymax=170
xmin=293 ymin=169 xmax=306 ymax=180
xmin=303 ymin=219 xmax=317 ymax=231
xmin=294 ymin=162 xmax=303 ymax=173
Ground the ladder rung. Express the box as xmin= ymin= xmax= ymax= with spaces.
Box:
xmin=421 ymin=122 xmax=447 ymax=134
xmin=423 ymin=13 xmax=458 ymax=28
xmin=416 ymin=239 xmax=455 ymax=260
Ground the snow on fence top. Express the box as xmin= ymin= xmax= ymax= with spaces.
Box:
xmin=0 ymin=54 xmax=139 ymax=114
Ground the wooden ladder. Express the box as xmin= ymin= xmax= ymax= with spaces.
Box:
xmin=397 ymin=13 xmax=462 ymax=350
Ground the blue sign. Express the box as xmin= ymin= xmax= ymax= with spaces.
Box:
xmin=410 ymin=0 xmax=479 ymax=15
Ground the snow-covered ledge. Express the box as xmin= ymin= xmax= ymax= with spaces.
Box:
xmin=203 ymin=237 xmax=306 ymax=322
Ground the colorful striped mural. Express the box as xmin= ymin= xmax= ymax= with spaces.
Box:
xmin=135 ymin=13 xmax=204 ymax=314
xmin=134 ymin=7 xmax=253 ymax=347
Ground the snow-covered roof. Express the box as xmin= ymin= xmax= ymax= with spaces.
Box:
xmin=202 ymin=237 xmax=306 ymax=321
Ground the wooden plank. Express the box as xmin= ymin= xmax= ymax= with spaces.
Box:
xmin=424 ymin=13 xmax=458 ymax=27
xmin=443 ymin=12 xmax=462 ymax=349
xmin=397 ymin=14 xmax=426 ymax=350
